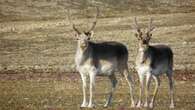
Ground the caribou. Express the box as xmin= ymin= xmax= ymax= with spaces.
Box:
xmin=70 ymin=8 xmax=135 ymax=108
xmin=132 ymin=17 xmax=175 ymax=108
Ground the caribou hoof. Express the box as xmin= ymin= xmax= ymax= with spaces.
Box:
xmin=87 ymin=103 xmax=95 ymax=108
xmin=136 ymin=101 xmax=142 ymax=108
xmin=169 ymin=104 xmax=175 ymax=109
xmin=149 ymin=102 xmax=154 ymax=108
xmin=80 ymin=102 xmax=88 ymax=108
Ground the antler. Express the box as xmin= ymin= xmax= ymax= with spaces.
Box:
xmin=72 ymin=24 xmax=81 ymax=34
xmin=147 ymin=18 xmax=155 ymax=33
xmin=87 ymin=7 xmax=99 ymax=32
xmin=67 ymin=9 xmax=81 ymax=34
xmin=132 ymin=17 xmax=141 ymax=33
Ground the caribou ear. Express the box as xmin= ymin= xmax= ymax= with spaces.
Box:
xmin=145 ymin=33 xmax=151 ymax=42
xmin=74 ymin=33 xmax=79 ymax=40
xmin=135 ymin=33 xmax=138 ymax=38
xmin=147 ymin=36 xmax=151 ymax=41
xmin=135 ymin=32 xmax=142 ymax=40
xmin=85 ymin=31 xmax=94 ymax=38
xmin=134 ymin=33 xmax=139 ymax=40
xmin=146 ymin=32 xmax=152 ymax=40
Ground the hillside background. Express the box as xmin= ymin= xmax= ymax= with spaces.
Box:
xmin=0 ymin=0 xmax=195 ymax=73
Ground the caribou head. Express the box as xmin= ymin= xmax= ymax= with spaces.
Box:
xmin=69 ymin=8 xmax=99 ymax=50
xmin=132 ymin=17 xmax=155 ymax=48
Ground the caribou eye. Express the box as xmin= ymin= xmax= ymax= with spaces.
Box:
xmin=75 ymin=34 xmax=79 ymax=40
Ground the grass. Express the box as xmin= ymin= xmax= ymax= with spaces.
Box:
xmin=1 ymin=12 xmax=195 ymax=71
xmin=0 ymin=0 xmax=195 ymax=110
xmin=1 ymin=1 xmax=195 ymax=72
xmin=0 ymin=73 xmax=194 ymax=110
